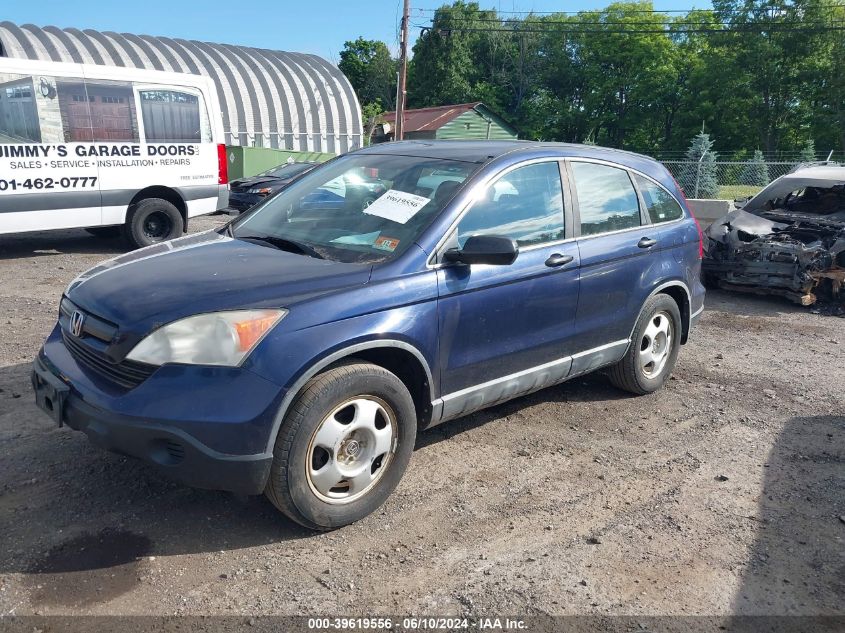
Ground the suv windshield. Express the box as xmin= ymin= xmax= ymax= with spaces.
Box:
xmin=260 ymin=162 xmax=314 ymax=179
xmin=233 ymin=154 xmax=478 ymax=263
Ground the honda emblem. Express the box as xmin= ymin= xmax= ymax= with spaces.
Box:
xmin=70 ymin=310 xmax=85 ymax=337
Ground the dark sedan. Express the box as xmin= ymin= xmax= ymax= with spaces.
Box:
xmin=226 ymin=161 xmax=318 ymax=213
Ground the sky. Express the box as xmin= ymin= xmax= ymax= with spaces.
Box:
xmin=4 ymin=0 xmax=711 ymax=63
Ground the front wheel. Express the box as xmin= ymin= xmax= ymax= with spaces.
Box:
xmin=123 ymin=198 xmax=183 ymax=249
xmin=265 ymin=361 xmax=417 ymax=530
xmin=608 ymin=294 xmax=682 ymax=395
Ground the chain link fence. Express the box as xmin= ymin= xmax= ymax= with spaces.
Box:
xmin=661 ymin=160 xmax=812 ymax=199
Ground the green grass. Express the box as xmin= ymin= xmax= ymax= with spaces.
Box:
xmin=718 ymin=185 xmax=763 ymax=200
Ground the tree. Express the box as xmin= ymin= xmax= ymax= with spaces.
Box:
xmin=569 ymin=3 xmax=678 ymax=151
xmin=710 ymin=0 xmax=831 ymax=154
xmin=408 ymin=2 xmax=503 ymax=108
xmin=740 ymin=149 xmax=770 ymax=186
xmin=798 ymin=139 xmax=816 ymax=163
xmin=346 ymin=0 xmax=844 ymax=158
xmin=681 ymin=132 xmax=720 ymax=198
xmin=339 ymin=38 xmax=397 ymax=115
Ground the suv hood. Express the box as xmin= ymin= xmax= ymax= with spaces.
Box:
xmin=66 ymin=230 xmax=372 ymax=332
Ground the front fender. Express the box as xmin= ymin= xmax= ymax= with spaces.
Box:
xmin=245 ymin=302 xmax=440 ymax=454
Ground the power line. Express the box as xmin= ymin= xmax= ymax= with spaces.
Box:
xmin=414 ymin=6 xmax=704 ymax=14
xmin=420 ymin=17 xmax=845 ymax=27
xmin=414 ymin=23 xmax=845 ymax=34
xmin=413 ymin=2 xmax=845 ymax=15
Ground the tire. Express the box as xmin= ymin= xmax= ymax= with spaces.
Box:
xmin=608 ymin=293 xmax=682 ymax=395
xmin=123 ymin=198 xmax=183 ymax=249
xmin=265 ymin=360 xmax=417 ymax=530
xmin=84 ymin=226 xmax=122 ymax=238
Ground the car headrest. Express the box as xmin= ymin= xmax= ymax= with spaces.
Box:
xmin=434 ymin=180 xmax=461 ymax=204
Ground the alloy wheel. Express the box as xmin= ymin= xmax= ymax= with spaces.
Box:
xmin=306 ymin=396 xmax=397 ymax=504
xmin=639 ymin=311 xmax=673 ymax=378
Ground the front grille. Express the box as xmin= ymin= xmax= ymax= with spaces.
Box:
xmin=62 ymin=332 xmax=155 ymax=389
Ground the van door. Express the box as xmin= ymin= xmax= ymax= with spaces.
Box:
xmin=134 ymin=84 xmax=219 ymax=220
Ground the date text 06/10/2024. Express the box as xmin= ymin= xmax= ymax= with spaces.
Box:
xmin=306 ymin=617 xmax=528 ymax=630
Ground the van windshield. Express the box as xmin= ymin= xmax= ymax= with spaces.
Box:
xmin=232 ymin=154 xmax=478 ymax=263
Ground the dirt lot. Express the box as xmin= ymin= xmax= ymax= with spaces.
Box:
xmin=0 ymin=217 xmax=842 ymax=619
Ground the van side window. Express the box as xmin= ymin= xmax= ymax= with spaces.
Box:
xmin=82 ymin=80 xmax=139 ymax=142
xmin=634 ymin=174 xmax=684 ymax=223
xmin=139 ymin=90 xmax=203 ymax=142
xmin=571 ymin=162 xmax=641 ymax=236
xmin=457 ymin=161 xmax=565 ymax=247
xmin=0 ymin=74 xmax=42 ymax=143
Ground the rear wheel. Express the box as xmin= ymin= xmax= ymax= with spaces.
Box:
xmin=608 ymin=294 xmax=681 ymax=395
xmin=265 ymin=361 xmax=417 ymax=530
xmin=123 ymin=198 xmax=183 ymax=249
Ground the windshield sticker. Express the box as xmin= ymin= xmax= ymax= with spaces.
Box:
xmin=331 ymin=231 xmax=381 ymax=246
xmin=374 ymin=236 xmax=400 ymax=252
xmin=362 ymin=189 xmax=430 ymax=224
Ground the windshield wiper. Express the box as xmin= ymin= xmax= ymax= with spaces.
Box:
xmin=237 ymin=233 xmax=325 ymax=259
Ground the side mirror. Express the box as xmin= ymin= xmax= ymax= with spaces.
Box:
xmin=443 ymin=234 xmax=519 ymax=266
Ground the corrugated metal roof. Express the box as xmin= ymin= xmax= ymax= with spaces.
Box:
xmin=0 ymin=23 xmax=363 ymax=153
xmin=383 ymin=102 xmax=483 ymax=133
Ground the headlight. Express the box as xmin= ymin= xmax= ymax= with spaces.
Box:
xmin=248 ymin=186 xmax=274 ymax=195
xmin=126 ymin=309 xmax=287 ymax=366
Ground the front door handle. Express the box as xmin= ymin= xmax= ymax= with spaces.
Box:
xmin=637 ymin=237 xmax=657 ymax=249
xmin=545 ymin=253 xmax=574 ymax=268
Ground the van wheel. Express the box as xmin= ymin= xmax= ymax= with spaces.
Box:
xmin=265 ymin=361 xmax=417 ymax=530
xmin=608 ymin=294 xmax=681 ymax=395
xmin=85 ymin=226 xmax=122 ymax=238
xmin=124 ymin=198 xmax=183 ymax=249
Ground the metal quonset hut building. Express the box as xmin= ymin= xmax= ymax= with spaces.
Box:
xmin=0 ymin=23 xmax=363 ymax=153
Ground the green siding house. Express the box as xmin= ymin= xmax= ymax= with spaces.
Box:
xmin=377 ymin=102 xmax=517 ymax=142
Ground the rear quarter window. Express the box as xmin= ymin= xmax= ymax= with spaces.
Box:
xmin=635 ymin=174 xmax=684 ymax=223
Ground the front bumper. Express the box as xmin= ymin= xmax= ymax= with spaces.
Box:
xmin=32 ymin=332 xmax=281 ymax=495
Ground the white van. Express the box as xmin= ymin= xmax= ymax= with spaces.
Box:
xmin=0 ymin=57 xmax=228 ymax=248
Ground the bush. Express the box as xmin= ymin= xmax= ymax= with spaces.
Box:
xmin=680 ymin=132 xmax=719 ymax=198
xmin=740 ymin=150 xmax=770 ymax=186
xmin=798 ymin=139 xmax=816 ymax=164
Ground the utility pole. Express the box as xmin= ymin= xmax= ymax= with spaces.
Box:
xmin=395 ymin=0 xmax=410 ymax=141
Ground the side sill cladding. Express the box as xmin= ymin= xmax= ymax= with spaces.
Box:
xmin=430 ymin=339 xmax=629 ymax=427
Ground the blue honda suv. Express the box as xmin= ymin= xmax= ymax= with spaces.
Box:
xmin=33 ymin=141 xmax=705 ymax=529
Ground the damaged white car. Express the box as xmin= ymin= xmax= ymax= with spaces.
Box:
xmin=703 ymin=165 xmax=845 ymax=307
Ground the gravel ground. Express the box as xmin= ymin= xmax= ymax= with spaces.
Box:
xmin=0 ymin=217 xmax=842 ymax=618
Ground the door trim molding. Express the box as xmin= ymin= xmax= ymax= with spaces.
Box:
xmin=431 ymin=338 xmax=629 ymax=425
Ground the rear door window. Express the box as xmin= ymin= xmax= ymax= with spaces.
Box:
xmin=570 ymin=162 xmax=641 ymax=236
xmin=635 ymin=174 xmax=684 ymax=223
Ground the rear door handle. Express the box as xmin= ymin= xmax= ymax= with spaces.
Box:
xmin=545 ymin=253 xmax=574 ymax=268
xmin=637 ymin=237 xmax=657 ymax=249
